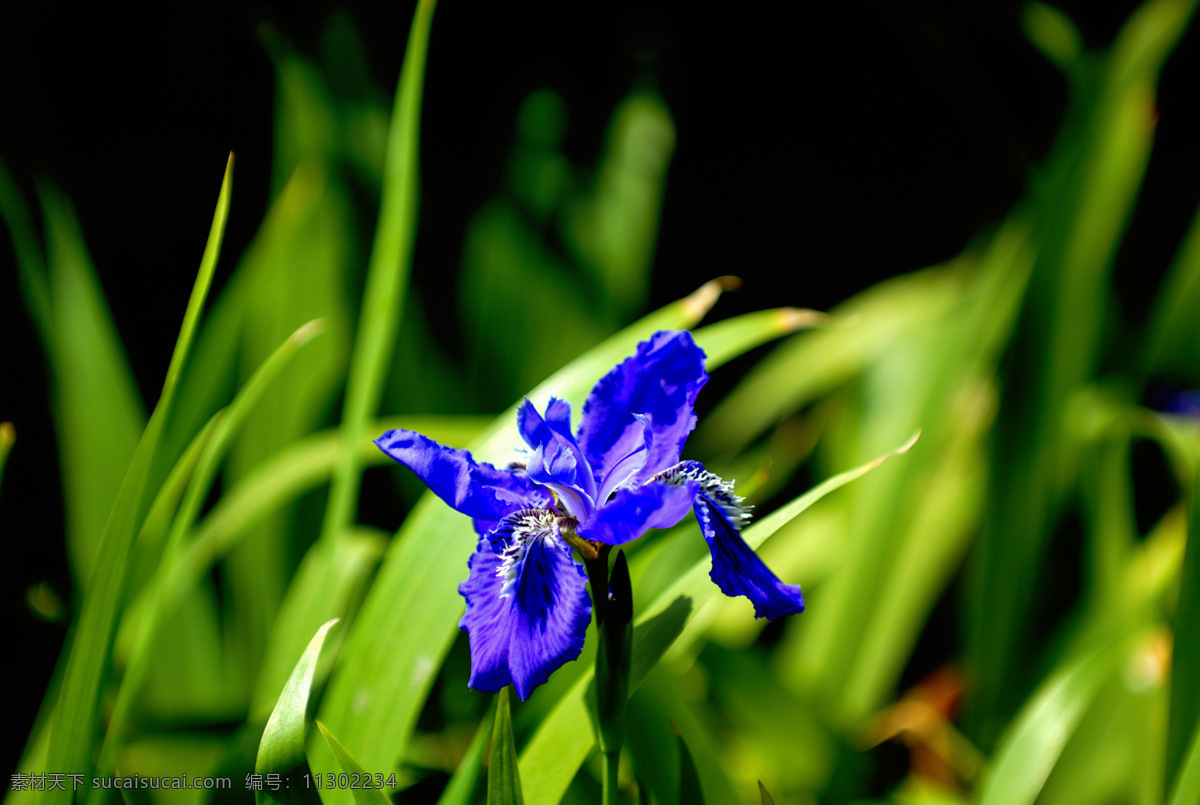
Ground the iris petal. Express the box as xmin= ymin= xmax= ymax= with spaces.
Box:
xmin=458 ymin=510 xmax=592 ymax=700
xmin=577 ymin=481 xmax=698 ymax=545
xmin=695 ymin=496 xmax=804 ymax=619
xmin=374 ymin=429 xmax=544 ymax=521
xmin=578 ymin=331 xmax=709 ymax=487
xmin=655 ymin=461 xmax=804 ymax=619
xmin=595 ymin=414 xmax=653 ymax=504
xmin=518 ymin=398 xmax=597 ymax=518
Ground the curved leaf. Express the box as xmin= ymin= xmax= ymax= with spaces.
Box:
xmin=256 ymin=619 xmax=341 ymax=805
xmin=43 ymin=155 xmax=233 ymax=801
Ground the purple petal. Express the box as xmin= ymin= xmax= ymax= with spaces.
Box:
xmin=595 ymin=414 xmax=653 ymax=503
xmin=518 ymin=398 xmax=597 ymax=519
xmin=576 ymin=481 xmax=698 ymax=545
xmin=458 ymin=509 xmax=593 ymax=700
xmin=375 ymin=429 xmax=545 ymax=521
xmin=543 ymin=397 xmax=576 ymax=441
xmin=691 ymin=479 xmax=804 ymax=621
xmin=578 ymin=331 xmax=709 ymax=487
xmin=517 ymin=397 xmax=554 ymax=450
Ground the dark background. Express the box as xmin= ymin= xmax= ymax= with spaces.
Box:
xmin=2 ymin=0 xmax=1197 ymax=781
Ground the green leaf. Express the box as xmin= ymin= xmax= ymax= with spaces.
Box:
xmin=694 ymin=307 xmax=826 ymax=371
xmin=1167 ymin=463 xmax=1200 ymax=789
xmin=488 ymin=688 xmax=525 ymax=805
xmin=270 ymin=0 xmax=438 ymax=743
xmin=223 ymin=160 xmax=353 ymax=685
xmin=315 ymin=722 xmax=391 ymax=805
xmin=1168 ymin=717 xmax=1200 ymax=805
xmin=320 ymin=0 xmax=435 ymax=545
xmin=42 ymin=154 xmax=233 ymax=801
xmin=969 ymin=0 xmax=1193 ymax=736
xmin=253 ymin=531 xmax=385 ymax=715
xmin=694 ymin=267 xmax=961 ymax=457
xmin=757 ymin=780 xmax=775 ymax=805
xmin=517 ymin=432 xmax=919 ymax=805
xmin=39 ymin=181 xmax=146 ymax=583
xmin=1022 ymin=3 xmax=1083 ymax=72
xmin=978 ymin=635 xmax=1131 ymax=805
xmin=1144 ymin=200 xmax=1200 ymax=376
xmin=130 ymin=415 xmax=487 ymax=627
xmin=435 ymin=702 xmax=494 ymax=805
xmin=256 ymin=619 xmax=341 ymax=805
xmin=102 ymin=320 xmax=326 ymax=766
xmin=676 ymin=730 xmax=705 ymax=805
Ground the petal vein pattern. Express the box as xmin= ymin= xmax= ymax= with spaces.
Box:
xmin=458 ymin=509 xmax=592 ymax=700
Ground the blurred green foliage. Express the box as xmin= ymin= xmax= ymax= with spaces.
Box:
xmin=3 ymin=1 xmax=1200 ymax=804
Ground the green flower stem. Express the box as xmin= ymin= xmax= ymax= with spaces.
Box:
xmin=590 ymin=549 xmax=631 ymax=805
xmin=602 ymin=751 xmax=619 ymax=805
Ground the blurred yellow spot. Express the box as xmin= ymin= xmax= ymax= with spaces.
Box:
xmin=27 ymin=582 xmax=67 ymax=622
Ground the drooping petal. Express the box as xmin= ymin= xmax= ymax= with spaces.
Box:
xmin=518 ymin=398 xmax=596 ymax=519
xmin=375 ymin=429 xmax=544 ymax=520
xmin=578 ymin=331 xmax=709 ymax=487
xmin=458 ymin=509 xmax=592 ymax=700
xmin=577 ymin=481 xmax=698 ymax=545
xmin=657 ymin=461 xmax=804 ymax=619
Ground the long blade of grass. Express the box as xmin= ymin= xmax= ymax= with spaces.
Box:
xmin=1143 ymin=200 xmax=1200 ymax=376
xmin=969 ymin=0 xmax=1192 ymax=737
xmin=38 ymin=182 xmax=146 ymax=583
xmin=435 ymin=703 xmax=494 ymax=805
xmin=311 ymin=285 xmax=759 ymax=796
xmin=977 ymin=635 xmax=1131 ymax=805
xmin=487 ymin=688 xmax=525 ymax=805
xmin=43 ymin=155 xmax=233 ymax=797
xmin=1167 ymin=718 xmax=1200 ymax=805
xmin=264 ymin=0 xmax=437 ymax=735
xmin=1167 ymin=460 xmax=1200 ymax=789
xmin=125 ymin=415 xmax=488 ymax=629
xmin=517 ymin=432 xmax=919 ymax=805
xmin=694 ymin=307 xmax=826 ymax=369
xmin=102 ymin=321 xmax=325 ymax=766
xmin=677 ymin=730 xmax=706 ymax=805
xmin=222 ymin=160 xmax=352 ymax=687
xmin=0 ymin=157 xmax=51 ymax=341
xmin=251 ymin=531 xmax=386 ymax=715
xmin=319 ymin=0 xmax=434 ymax=545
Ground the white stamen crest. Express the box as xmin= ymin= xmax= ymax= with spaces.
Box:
xmin=494 ymin=508 xmax=560 ymax=597
xmin=654 ymin=461 xmax=752 ymax=528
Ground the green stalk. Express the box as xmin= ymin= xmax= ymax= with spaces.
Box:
xmin=594 ymin=550 xmax=632 ymax=805
xmin=602 ymin=751 xmax=620 ymax=805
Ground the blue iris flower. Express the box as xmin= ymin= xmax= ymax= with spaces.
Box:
xmin=375 ymin=331 xmax=805 ymax=699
